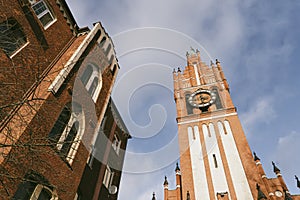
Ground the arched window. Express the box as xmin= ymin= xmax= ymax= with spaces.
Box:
xmin=80 ymin=65 xmax=93 ymax=86
xmin=80 ymin=63 xmax=102 ymax=102
xmin=212 ymin=87 xmax=223 ymax=109
xmin=185 ymin=93 xmax=193 ymax=115
xmin=48 ymin=103 xmax=84 ymax=164
xmin=13 ymin=172 xmax=58 ymax=200
xmin=99 ymin=36 xmax=106 ymax=48
xmin=105 ymin=44 xmax=111 ymax=56
xmin=0 ymin=17 xmax=27 ymax=57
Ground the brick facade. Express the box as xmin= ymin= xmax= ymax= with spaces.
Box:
xmin=0 ymin=1 xmax=130 ymax=199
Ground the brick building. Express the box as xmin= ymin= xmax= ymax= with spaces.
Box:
xmin=162 ymin=49 xmax=300 ymax=199
xmin=0 ymin=0 xmax=130 ymax=199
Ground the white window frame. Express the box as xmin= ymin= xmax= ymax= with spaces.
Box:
xmin=30 ymin=184 xmax=58 ymax=200
xmin=83 ymin=64 xmax=103 ymax=102
xmin=112 ymin=134 xmax=121 ymax=155
xmin=31 ymin=0 xmax=57 ymax=29
xmin=103 ymin=166 xmax=114 ymax=189
xmin=56 ymin=111 xmax=85 ymax=165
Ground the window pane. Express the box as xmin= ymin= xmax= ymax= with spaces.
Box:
xmin=60 ymin=121 xmax=79 ymax=157
xmin=32 ymin=1 xmax=47 ymax=16
xmin=81 ymin=65 xmax=93 ymax=86
xmin=12 ymin=181 xmax=36 ymax=200
xmin=48 ymin=106 xmax=71 ymax=143
xmin=88 ymin=77 xmax=99 ymax=97
xmin=37 ymin=188 xmax=52 ymax=200
xmin=39 ymin=13 xmax=54 ymax=27
xmin=0 ymin=18 xmax=27 ymax=56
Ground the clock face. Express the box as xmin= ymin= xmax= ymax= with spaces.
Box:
xmin=188 ymin=89 xmax=216 ymax=108
xmin=275 ymin=191 xmax=282 ymax=197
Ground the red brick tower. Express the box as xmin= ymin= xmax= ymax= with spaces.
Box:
xmin=163 ymin=48 xmax=300 ymax=199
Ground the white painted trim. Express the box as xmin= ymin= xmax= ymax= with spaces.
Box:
xmin=269 ymin=193 xmax=274 ymax=196
xmin=9 ymin=41 xmax=29 ymax=58
xmin=193 ymin=64 xmax=200 ymax=85
xmin=205 ymin=123 xmax=230 ymax=195
xmin=255 ymin=161 xmax=262 ymax=165
xmin=178 ymin=112 xmax=237 ymax=125
xmin=218 ymin=121 xmax=253 ymax=199
xmin=261 ymin=175 xmax=267 ymax=178
xmin=188 ymin=126 xmax=210 ymax=199
xmin=48 ymin=23 xmax=101 ymax=94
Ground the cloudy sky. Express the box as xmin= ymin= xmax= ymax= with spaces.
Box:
xmin=65 ymin=1 xmax=300 ymax=199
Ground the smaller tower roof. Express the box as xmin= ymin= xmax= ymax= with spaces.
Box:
xmin=295 ymin=175 xmax=300 ymax=189
xmin=272 ymin=161 xmax=281 ymax=173
xmin=163 ymin=176 xmax=168 ymax=186
xmin=253 ymin=152 xmax=260 ymax=161
xmin=152 ymin=192 xmax=156 ymax=200
xmin=175 ymin=162 xmax=180 ymax=172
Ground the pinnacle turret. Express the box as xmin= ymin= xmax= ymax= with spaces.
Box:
xmin=295 ymin=175 xmax=300 ymax=189
xmin=272 ymin=161 xmax=280 ymax=173
xmin=253 ymin=152 xmax=260 ymax=161
xmin=152 ymin=192 xmax=156 ymax=200
xmin=163 ymin=176 xmax=168 ymax=186
xmin=175 ymin=162 xmax=180 ymax=172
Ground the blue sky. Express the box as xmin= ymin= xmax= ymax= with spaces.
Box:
xmin=65 ymin=0 xmax=300 ymax=199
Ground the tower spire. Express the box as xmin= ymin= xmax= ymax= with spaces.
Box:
xmin=295 ymin=175 xmax=300 ymax=189
xmin=253 ymin=152 xmax=260 ymax=161
xmin=272 ymin=161 xmax=280 ymax=173
xmin=152 ymin=192 xmax=156 ymax=200
xmin=163 ymin=176 xmax=168 ymax=186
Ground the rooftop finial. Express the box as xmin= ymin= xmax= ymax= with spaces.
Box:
xmin=295 ymin=175 xmax=300 ymax=188
xmin=216 ymin=59 xmax=220 ymax=64
xmin=173 ymin=68 xmax=176 ymax=73
xmin=163 ymin=176 xmax=168 ymax=186
xmin=253 ymin=152 xmax=260 ymax=161
xmin=272 ymin=161 xmax=280 ymax=173
xmin=175 ymin=162 xmax=180 ymax=172
xmin=177 ymin=67 xmax=181 ymax=72
xmin=152 ymin=192 xmax=156 ymax=200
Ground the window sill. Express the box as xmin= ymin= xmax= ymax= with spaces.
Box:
xmin=9 ymin=41 xmax=30 ymax=59
xmin=43 ymin=18 xmax=57 ymax=30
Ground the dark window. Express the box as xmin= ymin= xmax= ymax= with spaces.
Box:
xmin=88 ymin=77 xmax=98 ymax=97
xmin=48 ymin=105 xmax=71 ymax=143
xmin=81 ymin=65 xmax=93 ymax=86
xmin=105 ymin=44 xmax=111 ymax=56
xmin=0 ymin=18 xmax=27 ymax=57
xmin=185 ymin=94 xmax=193 ymax=115
xmin=13 ymin=172 xmax=54 ymax=200
xmin=212 ymin=88 xmax=223 ymax=109
xmin=60 ymin=121 xmax=79 ymax=157
xmin=48 ymin=103 xmax=82 ymax=160
xmin=99 ymin=37 xmax=106 ymax=48
xmin=213 ymin=154 xmax=218 ymax=168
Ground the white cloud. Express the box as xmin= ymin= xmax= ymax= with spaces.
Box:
xmin=272 ymin=131 xmax=300 ymax=193
xmin=240 ymin=96 xmax=277 ymax=134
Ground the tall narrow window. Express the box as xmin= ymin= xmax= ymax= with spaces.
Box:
xmin=31 ymin=0 xmax=56 ymax=29
xmin=185 ymin=93 xmax=193 ymax=115
xmin=213 ymin=154 xmax=218 ymax=168
xmin=88 ymin=77 xmax=99 ymax=97
xmin=0 ymin=18 xmax=27 ymax=57
xmin=112 ymin=134 xmax=121 ymax=155
xmin=103 ymin=166 xmax=114 ymax=188
xmin=13 ymin=172 xmax=58 ymax=200
xmin=80 ymin=64 xmax=102 ymax=102
xmin=80 ymin=65 xmax=93 ymax=86
xmin=48 ymin=103 xmax=84 ymax=164
xmin=212 ymin=87 xmax=223 ymax=109
xmin=105 ymin=44 xmax=111 ymax=56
